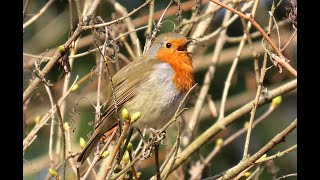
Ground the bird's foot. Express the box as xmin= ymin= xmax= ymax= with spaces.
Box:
xmin=149 ymin=128 xmax=166 ymax=146
xmin=141 ymin=128 xmax=166 ymax=159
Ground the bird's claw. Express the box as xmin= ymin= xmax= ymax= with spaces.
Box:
xmin=149 ymin=128 xmax=166 ymax=146
xmin=141 ymin=128 xmax=166 ymax=159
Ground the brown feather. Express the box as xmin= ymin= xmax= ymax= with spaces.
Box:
xmin=78 ymin=58 xmax=161 ymax=164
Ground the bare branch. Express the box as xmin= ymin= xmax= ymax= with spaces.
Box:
xmin=23 ymin=0 xmax=57 ymax=29
xmin=209 ymin=0 xmax=297 ymax=77
xmin=182 ymin=7 xmax=233 ymax=148
xmin=220 ymin=119 xmax=297 ymax=180
xmin=23 ymin=76 xmax=79 ymax=152
xmin=165 ymin=79 xmax=297 ymax=173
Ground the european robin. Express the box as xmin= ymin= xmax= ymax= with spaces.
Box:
xmin=77 ymin=32 xmax=195 ymax=164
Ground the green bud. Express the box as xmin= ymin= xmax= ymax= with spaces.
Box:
xmin=102 ymin=150 xmax=109 ymax=159
xmin=122 ymin=150 xmax=130 ymax=163
xmin=130 ymin=112 xmax=141 ymax=123
xmin=121 ymin=108 xmax=130 ymax=120
xmin=272 ymin=96 xmax=282 ymax=107
xmin=244 ymin=172 xmax=251 ymax=177
xmin=215 ymin=138 xmax=223 ymax=147
xmin=58 ymin=45 xmax=65 ymax=54
xmin=49 ymin=168 xmax=58 ymax=177
xmin=63 ymin=122 xmax=70 ymax=131
xmin=71 ymin=84 xmax=79 ymax=92
xmin=80 ymin=138 xmax=86 ymax=149
xmin=257 ymin=154 xmax=267 ymax=161
xmin=127 ymin=142 xmax=133 ymax=151
xmin=34 ymin=115 xmax=41 ymax=124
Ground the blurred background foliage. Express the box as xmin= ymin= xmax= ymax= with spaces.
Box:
xmin=23 ymin=0 xmax=296 ymax=179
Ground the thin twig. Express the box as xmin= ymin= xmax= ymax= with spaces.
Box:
xmin=70 ymin=26 xmax=148 ymax=60
xmin=23 ymin=0 xmax=30 ymax=19
xmin=44 ymin=152 xmax=81 ymax=180
xmin=23 ymin=0 xmax=101 ymax=103
xmin=81 ymin=126 xmax=118 ymax=180
xmin=55 ymin=39 xmax=78 ymax=173
xmin=83 ymin=0 xmax=152 ymax=29
xmin=242 ymin=1 xmax=276 ymax=160
xmin=23 ymin=76 xmax=79 ymax=152
xmin=183 ymin=8 xmax=233 ymax=147
xmin=161 ymin=115 xmax=182 ymax=180
xmin=160 ymin=141 xmax=178 ymax=173
xmin=109 ymin=0 xmax=141 ymax=57
xmin=23 ymin=27 xmax=80 ymax=103
xmin=75 ymin=0 xmax=83 ymax=24
xmin=44 ymin=85 xmax=55 ymax=168
xmin=188 ymin=2 xmax=220 ymax=53
xmin=179 ymin=4 xmax=220 ymax=30
xmin=23 ymin=0 xmax=57 ymax=29
xmin=121 ymin=37 xmax=137 ymax=61
xmin=65 ymin=123 xmax=77 ymax=174
xmin=246 ymin=166 xmax=261 ymax=180
xmin=143 ymin=0 xmax=172 ymax=53
xmin=165 ymin=79 xmax=296 ymax=174
xmin=207 ymin=95 xmax=217 ymax=118
xmin=179 ymin=0 xmax=250 ymax=29
xmin=275 ymin=173 xmax=297 ymax=180
xmin=209 ymin=0 xmax=297 ymax=77
xmin=241 ymin=17 xmax=261 ymax=85
xmin=93 ymin=26 xmax=110 ymax=127
xmin=197 ymin=1 xmax=254 ymax=42
xmin=255 ymin=144 xmax=297 ymax=164
xmin=218 ymin=0 xmax=259 ymax=121
xmin=269 ymin=11 xmax=281 ymax=49
xmin=128 ymin=149 xmax=139 ymax=180
xmin=133 ymin=129 xmax=146 ymax=158
xmin=190 ymin=100 xmax=277 ymax=180
xmin=146 ymin=0 xmax=155 ymax=36
xmin=132 ymin=0 xmax=199 ymax=28
xmin=45 ymin=85 xmax=67 ymax=180
xmin=225 ymin=20 xmax=289 ymax=43
xmin=219 ymin=119 xmax=297 ymax=180
xmin=233 ymin=165 xmax=254 ymax=180
xmin=68 ymin=0 xmax=74 ymax=33
xmin=103 ymin=123 xmax=130 ymax=179
xmin=280 ymin=30 xmax=297 ymax=51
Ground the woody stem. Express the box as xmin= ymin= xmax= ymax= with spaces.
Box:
xmin=103 ymin=123 xmax=130 ymax=179
xmin=209 ymin=0 xmax=297 ymax=77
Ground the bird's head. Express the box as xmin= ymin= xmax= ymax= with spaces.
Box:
xmin=146 ymin=32 xmax=192 ymax=59
xmin=146 ymin=32 xmax=194 ymax=91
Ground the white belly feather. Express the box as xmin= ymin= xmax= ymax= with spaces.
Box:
xmin=124 ymin=63 xmax=186 ymax=130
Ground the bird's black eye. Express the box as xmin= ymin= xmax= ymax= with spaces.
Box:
xmin=166 ymin=43 xmax=171 ymax=48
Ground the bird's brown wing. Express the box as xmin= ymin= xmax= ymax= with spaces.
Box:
xmin=94 ymin=58 xmax=160 ymax=129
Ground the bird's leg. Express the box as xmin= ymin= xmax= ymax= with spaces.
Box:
xmin=154 ymin=144 xmax=161 ymax=180
xmin=148 ymin=128 xmax=166 ymax=145
xmin=142 ymin=128 xmax=166 ymax=159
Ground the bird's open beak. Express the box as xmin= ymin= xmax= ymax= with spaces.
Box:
xmin=177 ymin=39 xmax=192 ymax=52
